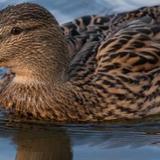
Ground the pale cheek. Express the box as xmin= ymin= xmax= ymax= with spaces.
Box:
xmin=13 ymin=75 xmax=45 ymax=86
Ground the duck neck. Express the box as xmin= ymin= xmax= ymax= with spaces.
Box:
xmin=0 ymin=72 xmax=86 ymax=121
xmin=0 ymin=49 xmax=94 ymax=122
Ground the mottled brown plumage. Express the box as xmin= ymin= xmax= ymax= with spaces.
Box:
xmin=0 ymin=3 xmax=160 ymax=122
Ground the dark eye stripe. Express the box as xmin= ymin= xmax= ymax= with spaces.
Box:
xmin=10 ymin=25 xmax=42 ymax=36
xmin=24 ymin=25 xmax=42 ymax=32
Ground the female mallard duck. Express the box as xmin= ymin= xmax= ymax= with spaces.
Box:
xmin=0 ymin=3 xmax=160 ymax=122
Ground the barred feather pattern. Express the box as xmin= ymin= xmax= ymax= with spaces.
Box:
xmin=65 ymin=5 xmax=160 ymax=121
xmin=1 ymin=4 xmax=160 ymax=121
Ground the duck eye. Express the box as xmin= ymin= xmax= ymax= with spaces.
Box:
xmin=11 ymin=27 xmax=23 ymax=35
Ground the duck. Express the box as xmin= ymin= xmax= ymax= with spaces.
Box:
xmin=0 ymin=3 xmax=160 ymax=122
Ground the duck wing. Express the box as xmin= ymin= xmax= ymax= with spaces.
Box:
xmin=61 ymin=15 xmax=108 ymax=56
xmin=96 ymin=15 xmax=160 ymax=74
xmin=69 ymin=6 xmax=160 ymax=79
xmin=61 ymin=5 xmax=160 ymax=57
xmin=68 ymin=6 xmax=160 ymax=119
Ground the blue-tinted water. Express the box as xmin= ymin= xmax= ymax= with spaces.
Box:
xmin=0 ymin=0 xmax=160 ymax=159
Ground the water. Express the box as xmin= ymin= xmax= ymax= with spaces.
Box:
xmin=2 ymin=122 xmax=160 ymax=160
xmin=0 ymin=0 xmax=160 ymax=159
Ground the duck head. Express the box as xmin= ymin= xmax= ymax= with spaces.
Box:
xmin=0 ymin=3 xmax=79 ymax=120
xmin=0 ymin=3 xmax=70 ymax=85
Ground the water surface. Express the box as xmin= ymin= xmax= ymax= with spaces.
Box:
xmin=2 ymin=121 xmax=160 ymax=160
xmin=0 ymin=0 xmax=160 ymax=159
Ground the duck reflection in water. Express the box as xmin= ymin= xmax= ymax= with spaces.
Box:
xmin=15 ymin=128 xmax=72 ymax=160
xmin=1 ymin=122 xmax=160 ymax=160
